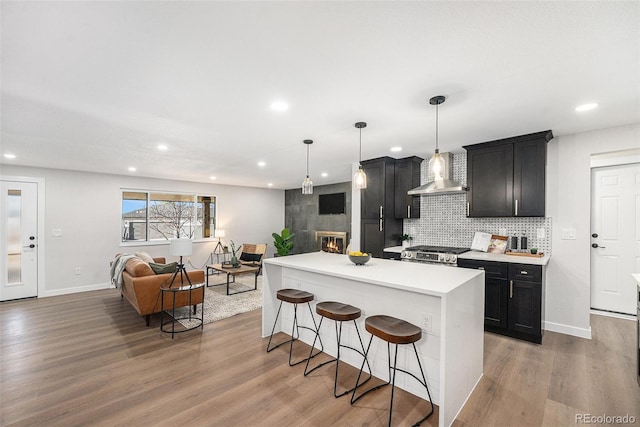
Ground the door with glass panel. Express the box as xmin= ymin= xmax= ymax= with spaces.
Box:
xmin=1 ymin=181 xmax=38 ymax=301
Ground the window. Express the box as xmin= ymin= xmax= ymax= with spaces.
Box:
xmin=122 ymin=191 xmax=216 ymax=242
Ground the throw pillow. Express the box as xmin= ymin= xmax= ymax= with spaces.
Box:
xmin=149 ymin=262 xmax=178 ymax=275
xmin=135 ymin=251 xmax=154 ymax=263
xmin=240 ymin=252 xmax=262 ymax=262
xmin=125 ymin=258 xmax=154 ymax=277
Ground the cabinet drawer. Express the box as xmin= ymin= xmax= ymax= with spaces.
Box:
xmin=509 ymin=264 xmax=542 ymax=282
xmin=458 ymin=259 xmax=508 ymax=279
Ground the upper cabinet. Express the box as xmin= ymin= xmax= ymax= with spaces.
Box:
xmin=394 ymin=156 xmax=423 ymax=219
xmin=464 ymin=130 xmax=553 ymax=218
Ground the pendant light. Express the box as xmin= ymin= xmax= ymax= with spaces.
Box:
xmin=353 ymin=122 xmax=367 ymax=189
xmin=302 ymin=139 xmax=313 ymax=194
xmin=428 ymin=96 xmax=446 ymax=181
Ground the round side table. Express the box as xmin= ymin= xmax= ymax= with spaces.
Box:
xmin=160 ymin=282 xmax=205 ymax=338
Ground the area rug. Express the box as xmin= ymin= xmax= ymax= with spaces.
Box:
xmin=171 ymin=274 xmax=262 ymax=328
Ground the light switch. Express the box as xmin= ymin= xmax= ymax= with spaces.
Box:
xmin=561 ymin=228 xmax=576 ymax=240
xmin=52 ymin=228 xmax=62 ymax=237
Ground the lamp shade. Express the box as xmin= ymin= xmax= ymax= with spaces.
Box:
xmin=214 ymin=229 xmax=226 ymax=238
xmin=170 ymin=238 xmax=193 ymax=257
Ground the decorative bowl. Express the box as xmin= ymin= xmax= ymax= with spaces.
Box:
xmin=348 ymin=254 xmax=371 ymax=265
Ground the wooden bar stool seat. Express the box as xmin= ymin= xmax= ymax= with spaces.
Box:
xmin=266 ymin=288 xmax=323 ymax=366
xmin=304 ymin=301 xmax=372 ymax=398
xmin=351 ymin=315 xmax=434 ymax=427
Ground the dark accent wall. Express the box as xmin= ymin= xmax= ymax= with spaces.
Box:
xmin=285 ymin=182 xmax=352 ymax=255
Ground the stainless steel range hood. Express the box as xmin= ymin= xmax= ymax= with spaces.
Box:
xmin=408 ymin=152 xmax=468 ymax=195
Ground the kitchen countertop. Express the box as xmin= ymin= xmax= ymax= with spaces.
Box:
xmin=458 ymin=250 xmax=550 ymax=266
xmin=264 ymin=251 xmax=483 ymax=297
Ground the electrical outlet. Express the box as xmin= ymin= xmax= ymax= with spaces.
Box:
xmin=499 ymin=228 xmax=507 ymax=236
xmin=421 ymin=313 xmax=432 ymax=333
xmin=537 ymin=228 xmax=545 ymax=239
xmin=74 ymin=267 xmax=81 ymax=275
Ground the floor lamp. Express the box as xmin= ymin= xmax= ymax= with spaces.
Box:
xmin=169 ymin=238 xmax=193 ymax=288
xmin=213 ymin=229 xmax=226 ymax=254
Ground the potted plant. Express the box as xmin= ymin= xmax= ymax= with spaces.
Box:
xmin=272 ymin=228 xmax=295 ymax=256
xmin=401 ymin=233 xmax=413 ymax=248
xmin=530 ymin=247 xmax=538 ymax=255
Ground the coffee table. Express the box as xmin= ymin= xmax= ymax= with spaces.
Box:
xmin=206 ymin=263 xmax=260 ymax=295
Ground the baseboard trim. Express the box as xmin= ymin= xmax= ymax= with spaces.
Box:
xmin=40 ymin=282 xmax=113 ymax=298
xmin=544 ymin=320 xmax=592 ymax=340
xmin=590 ymin=308 xmax=636 ymax=321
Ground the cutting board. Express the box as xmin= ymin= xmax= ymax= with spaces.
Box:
xmin=505 ymin=251 xmax=544 ymax=258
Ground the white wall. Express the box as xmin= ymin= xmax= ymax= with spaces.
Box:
xmin=545 ymin=123 xmax=640 ymax=338
xmin=1 ymin=165 xmax=285 ymax=297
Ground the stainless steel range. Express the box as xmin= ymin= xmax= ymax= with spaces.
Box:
xmin=401 ymin=245 xmax=470 ymax=266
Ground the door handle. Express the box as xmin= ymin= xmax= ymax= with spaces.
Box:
xmin=510 ymin=280 xmax=513 ymax=298
xmin=379 ymin=219 xmax=383 ymax=232
xmin=591 ymin=243 xmax=606 ymax=249
xmin=466 ymin=202 xmax=470 ymax=216
xmin=379 ymin=206 xmax=383 ymax=219
xmin=407 ymin=205 xmax=411 ymax=218
xmin=24 ymin=244 xmax=35 ymax=249
xmin=515 ymin=199 xmax=519 ymax=216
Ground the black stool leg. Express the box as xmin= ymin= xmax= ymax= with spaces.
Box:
xmin=267 ymin=300 xmax=324 ymax=366
xmin=351 ymin=335 xmax=390 ymax=404
xmin=305 ymin=318 xmax=372 ymax=398
xmin=410 ymin=342 xmax=435 ymax=426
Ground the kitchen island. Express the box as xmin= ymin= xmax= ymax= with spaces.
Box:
xmin=263 ymin=252 xmax=485 ymax=427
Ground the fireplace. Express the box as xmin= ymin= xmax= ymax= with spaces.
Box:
xmin=315 ymin=231 xmax=348 ymax=254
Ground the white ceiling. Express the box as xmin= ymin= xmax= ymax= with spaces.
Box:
xmin=1 ymin=1 xmax=639 ymax=190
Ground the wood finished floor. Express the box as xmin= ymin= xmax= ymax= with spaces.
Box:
xmin=1 ymin=289 xmax=639 ymax=427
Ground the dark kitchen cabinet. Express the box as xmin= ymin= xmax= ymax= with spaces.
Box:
xmin=464 ymin=130 xmax=552 ymax=217
xmin=458 ymin=259 xmax=544 ymax=343
xmin=394 ymin=156 xmax=423 ymax=219
xmin=360 ymin=157 xmax=402 ymax=258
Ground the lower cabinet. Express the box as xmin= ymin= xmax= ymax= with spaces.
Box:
xmin=458 ymin=259 xmax=544 ymax=343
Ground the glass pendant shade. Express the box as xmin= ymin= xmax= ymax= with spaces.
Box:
xmin=302 ymin=175 xmax=313 ymax=194
xmin=428 ymin=149 xmax=446 ymax=181
xmin=353 ymin=122 xmax=368 ymax=190
xmin=353 ymin=166 xmax=367 ymax=189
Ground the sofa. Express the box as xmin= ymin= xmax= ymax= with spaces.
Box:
xmin=116 ymin=256 xmax=205 ymax=326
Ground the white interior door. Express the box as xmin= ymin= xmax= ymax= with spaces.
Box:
xmin=590 ymin=163 xmax=640 ymax=315
xmin=1 ymin=181 xmax=39 ymax=301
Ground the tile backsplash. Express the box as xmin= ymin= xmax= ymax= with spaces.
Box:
xmin=403 ymin=152 xmax=552 ymax=254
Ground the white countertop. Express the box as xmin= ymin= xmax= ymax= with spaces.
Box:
xmin=458 ymin=250 xmax=550 ymax=266
xmin=264 ymin=251 xmax=483 ymax=297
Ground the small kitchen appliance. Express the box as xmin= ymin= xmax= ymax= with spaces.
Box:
xmin=400 ymin=245 xmax=469 ymax=266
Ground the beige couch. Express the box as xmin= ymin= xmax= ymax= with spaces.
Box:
xmin=118 ymin=256 xmax=205 ymax=326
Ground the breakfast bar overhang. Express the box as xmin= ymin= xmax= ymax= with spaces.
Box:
xmin=263 ymin=252 xmax=485 ymax=427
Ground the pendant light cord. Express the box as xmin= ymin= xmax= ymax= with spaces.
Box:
xmin=435 ymin=102 xmax=439 ymax=152
xmin=359 ymin=127 xmax=362 ymax=163
xmin=306 ymin=143 xmax=310 ymax=176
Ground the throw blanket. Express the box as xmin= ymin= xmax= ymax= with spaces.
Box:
xmin=110 ymin=254 xmax=136 ymax=288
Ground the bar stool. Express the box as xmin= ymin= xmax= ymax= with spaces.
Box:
xmin=303 ymin=301 xmax=372 ymax=397
xmin=266 ymin=288 xmax=324 ymax=366
xmin=351 ymin=315 xmax=434 ymax=427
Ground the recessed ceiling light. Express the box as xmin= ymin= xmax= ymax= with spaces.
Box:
xmin=3 ymin=153 xmax=16 ymax=159
xmin=267 ymin=182 xmax=273 ymax=187
xmin=128 ymin=167 xmax=136 ymax=172
xmin=258 ymin=161 xmax=266 ymax=167
xmin=270 ymin=101 xmax=289 ymax=112
xmin=321 ymin=172 xmax=328 ymax=178
xmin=575 ymin=103 xmax=598 ymax=112
xmin=157 ymin=144 xmax=168 ymax=151
xmin=210 ymin=176 xmax=217 ymax=180
xmin=390 ymin=147 xmax=402 ymax=152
